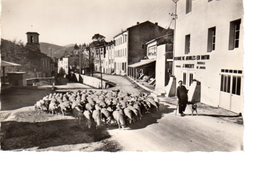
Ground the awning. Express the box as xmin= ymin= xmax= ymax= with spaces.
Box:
xmin=1 ymin=60 xmax=21 ymax=67
xmin=128 ymin=59 xmax=156 ymax=68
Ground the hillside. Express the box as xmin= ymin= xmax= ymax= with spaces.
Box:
xmin=40 ymin=42 xmax=74 ymax=59
xmin=1 ymin=39 xmax=55 ymax=78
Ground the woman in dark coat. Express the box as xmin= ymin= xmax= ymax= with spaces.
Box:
xmin=177 ymin=80 xmax=188 ymax=116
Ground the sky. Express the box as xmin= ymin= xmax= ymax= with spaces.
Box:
xmin=1 ymin=0 xmax=174 ymax=46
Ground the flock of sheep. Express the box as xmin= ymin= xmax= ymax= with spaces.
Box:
xmin=34 ymin=89 xmax=160 ymax=129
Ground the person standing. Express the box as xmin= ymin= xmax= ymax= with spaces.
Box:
xmin=177 ymin=80 xmax=188 ymax=116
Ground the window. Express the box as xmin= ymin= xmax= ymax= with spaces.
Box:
xmin=220 ymin=74 xmax=231 ymax=93
xmin=207 ymin=27 xmax=216 ymax=52
xmin=232 ymin=76 xmax=241 ymax=95
xmin=122 ymin=63 xmax=124 ymax=70
xmin=189 ymin=73 xmax=193 ymax=86
xmin=229 ymin=19 xmax=241 ymax=50
xmin=148 ymin=46 xmax=157 ymax=56
xmin=183 ymin=72 xmax=186 ymax=85
xmin=185 ymin=34 xmax=190 ymax=54
xmin=208 ymin=0 xmax=213 ymax=2
xmin=186 ymin=0 xmax=192 ymax=14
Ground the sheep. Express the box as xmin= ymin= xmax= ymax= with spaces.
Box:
xmin=83 ymin=110 xmax=94 ymax=129
xmin=101 ymin=108 xmax=112 ymax=123
xmin=72 ymin=105 xmax=85 ymax=126
xmin=92 ymin=108 xmax=102 ymax=128
xmin=112 ymin=109 xmax=126 ymax=129
xmin=85 ymin=103 xmax=94 ymax=112
xmin=123 ymin=107 xmax=135 ymax=124
xmin=59 ymin=100 xmax=71 ymax=115
xmin=146 ymin=97 xmax=159 ymax=111
xmin=49 ymin=100 xmax=59 ymax=114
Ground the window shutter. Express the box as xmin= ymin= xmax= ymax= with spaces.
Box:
xmin=229 ymin=22 xmax=235 ymax=50
xmin=208 ymin=29 xmax=213 ymax=52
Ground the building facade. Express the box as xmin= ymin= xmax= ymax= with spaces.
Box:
xmin=113 ymin=21 xmax=167 ymax=75
xmin=128 ymin=30 xmax=173 ymax=92
xmin=104 ymin=41 xmax=115 ymax=74
xmin=89 ymin=34 xmax=107 ymax=73
xmin=174 ymin=0 xmax=243 ymax=113
xmin=114 ymin=31 xmax=128 ymax=75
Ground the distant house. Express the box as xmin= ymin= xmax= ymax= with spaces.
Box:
xmin=103 ymin=40 xmax=115 ymax=74
xmin=89 ymin=34 xmax=107 ymax=73
xmin=113 ymin=21 xmax=168 ymax=75
xmin=57 ymin=44 xmax=91 ymax=75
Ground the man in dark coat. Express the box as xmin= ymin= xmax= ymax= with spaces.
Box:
xmin=177 ymin=80 xmax=188 ymax=116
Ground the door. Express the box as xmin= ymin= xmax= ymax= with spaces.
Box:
xmin=219 ymin=74 xmax=243 ymax=113
xmin=182 ymin=71 xmax=194 ymax=87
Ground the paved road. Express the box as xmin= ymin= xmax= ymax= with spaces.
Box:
xmin=102 ymin=74 xmax=243 ymax=151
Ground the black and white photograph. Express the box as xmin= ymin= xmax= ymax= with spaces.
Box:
xmin=5 ymin=0 xmax=260 ymax=172
xmin=0 ymin=0 xmax=245 ymax=153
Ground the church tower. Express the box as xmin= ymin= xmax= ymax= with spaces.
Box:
xmin=26 ymin=32 xmax=40 ymax=51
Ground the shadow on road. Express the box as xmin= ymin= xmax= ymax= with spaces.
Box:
xmin=129 ymin=103 xmax=176 ymax=130
xmin=182 ymin=113 xmax=243 ymax=125
xmin=0 ymin=119 xmax=111 ymax=150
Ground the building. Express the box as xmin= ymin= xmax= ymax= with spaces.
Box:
xmin=103 ymin=41 xmax=115 ymax=74
xmin=113 ymin=21 xmax=168 ymax=75
xmin=26 ymin=32 xmax=40 ymax=51
xmin=57 ymin=56 xmax=69 ymax=74
xmin=1 ymin=32 xmax=55 ymax=80
xmin=57 ymin=44 xmax=91 ymax=75
xmin=128 ymin=30 xmax=174 ymax=93
xmin=174 ymin=0 xmax=243 ymax=113
xmin=89 ymin=34 xmax=107 ymax=73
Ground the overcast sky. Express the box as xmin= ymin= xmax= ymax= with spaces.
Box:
xmin=1 ymin=0 xmax=174 ymax=46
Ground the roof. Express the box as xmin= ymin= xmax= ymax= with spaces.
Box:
xmin=26 ymin=32 xmax=40 ymax=35
xmin=113 ymin=21 xmax=167 ymax=39
xmin=146 ymin=30 xmax=174 ymax=45
xmin=128 ymin=58 xmax=156 ymax=68
xmin=1 ymin=60 xmax=21 ymax=67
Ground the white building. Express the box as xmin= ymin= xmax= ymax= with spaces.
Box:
xmin=57 ymin=57 xmax=69 ymax=74
xmin=113 ymin=31 xmax=128 ymax=75
xmin=103 ymin=41 xmax=115 ymax=74
xmin=174 ymin=0 xmax=243 ymax=113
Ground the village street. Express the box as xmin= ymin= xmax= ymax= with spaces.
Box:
xmin=99 ymin=74 xmax=243 ymax=151
xmin=0 ymin=74 xmax=243 ymax=151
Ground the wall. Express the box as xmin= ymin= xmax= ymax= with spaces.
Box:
xmin=156 ymin=44 xmax=166 ymax=90
xmin=74 ymin=73 xmax=106 ymax=88
xmin=174 ymin=0 xmax=243 ymax=112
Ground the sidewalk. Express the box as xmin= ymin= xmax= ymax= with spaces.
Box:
xmin=159 ymin=96 xmax=243 ymax=124
xmin=127 ymin=76 xmax=243 ymax=124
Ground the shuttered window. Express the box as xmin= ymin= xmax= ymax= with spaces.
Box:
xmin=229 ymin=19 xmax=241 ymax=50
xmin=207 ymin=27 xmax=216 ymax=52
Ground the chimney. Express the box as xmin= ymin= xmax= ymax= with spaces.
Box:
xmin=155 ymin=22 xmax=158 ymax=25
xmin=137 ymin=22 xmax=140 ymax=25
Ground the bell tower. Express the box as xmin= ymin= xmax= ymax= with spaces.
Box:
xmin=26 ymin=32 xmax=40 ymax=51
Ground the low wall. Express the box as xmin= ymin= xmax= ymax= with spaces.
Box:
xmin=75 ymin=73 xmax=106 ymax=88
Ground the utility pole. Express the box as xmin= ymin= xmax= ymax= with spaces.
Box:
xmin=165 ymin=0 xmax=178 ymax=97
xmin=170 ymin=0 xmax=178 ymax=77
xmin=99 ymin=50 xmax=103 ymax=89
